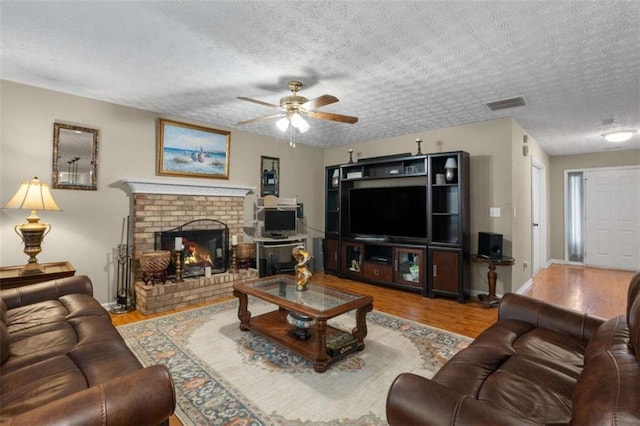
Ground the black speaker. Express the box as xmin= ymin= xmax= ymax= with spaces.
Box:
xmin=478 ymin=232 xmax=503 ymax=259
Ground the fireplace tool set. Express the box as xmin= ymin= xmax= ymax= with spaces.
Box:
xmin=111 ymin=217 xmax=133 ymax=314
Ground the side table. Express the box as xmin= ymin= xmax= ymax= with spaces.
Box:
xmin=471 ymin=254 xmax=515 ymax=308
xmin=0 ymin=261 xmax=76 ymax=289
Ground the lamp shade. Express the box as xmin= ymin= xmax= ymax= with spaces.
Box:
xmin=4 ymin=177 xmax=60 ymax=212
xmin=276 ymin=117 xmax=290 ymax=132
xmin=444 ymin=158 xmax=458 ymax=169
xmin=290 ymin=113 xmax=310 ymax=133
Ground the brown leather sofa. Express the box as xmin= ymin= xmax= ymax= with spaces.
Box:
xmin=387 ymin=272 xmax=640 ymax=425
xmin=1 ymin=275 xmax=176 ymax=425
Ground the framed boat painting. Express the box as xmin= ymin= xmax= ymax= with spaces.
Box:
xmin=157 ymin=118 xmax=230 ymax=179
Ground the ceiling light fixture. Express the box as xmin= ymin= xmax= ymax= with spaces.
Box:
xmin=601 ymin=130 xmax=636 ymax=143
xmin=276 ymin=112 xmax=310 ymax=147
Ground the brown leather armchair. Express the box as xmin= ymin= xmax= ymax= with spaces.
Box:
xmin=387 ymin=272 xmax=640 ymax=425
xmin=1 ymin=276 xmax=176 ymax=425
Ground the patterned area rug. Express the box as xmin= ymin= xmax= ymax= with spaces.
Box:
xmin=118 ymin=298 xmax=471 ymax=425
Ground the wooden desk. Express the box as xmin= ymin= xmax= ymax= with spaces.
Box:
xmin=471 ymin=254 xmax=515 ymax=308
xmin=254 ymin=234 xmax=308 ymax=277
xmin=0 ymin=261 xmax=76 ymax=289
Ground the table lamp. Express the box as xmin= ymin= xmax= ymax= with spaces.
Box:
xmin=444 ymin=157 xmax=458 ymax=182
xmin=3 ymin=177 xmax=61 ymax=275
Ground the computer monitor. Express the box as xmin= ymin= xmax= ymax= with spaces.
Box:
xmin=263 ymin=209 xmax=297 ymax=236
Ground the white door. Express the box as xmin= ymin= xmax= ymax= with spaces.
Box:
xmin=531 ymin=161 xmax=545 ymax=273
xmin=585 ymin=167 xmax=640 ymax=270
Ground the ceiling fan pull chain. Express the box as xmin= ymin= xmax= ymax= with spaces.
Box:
xmin=289 ymin=125 xmax=296 ymax=148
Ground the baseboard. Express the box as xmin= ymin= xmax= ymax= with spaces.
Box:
xmin=549 ymin=258 xmax=638 ymax=272
xmin=102 ymin=301 xmax=117 ymax=310
xmin=515 ymin=278 xmax=534 ymax=295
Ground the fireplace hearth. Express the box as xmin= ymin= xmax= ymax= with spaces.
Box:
xmin=155 ymin=219 xmax=228 ymax=278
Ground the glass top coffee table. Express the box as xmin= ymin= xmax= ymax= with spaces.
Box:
xmin=233 ymin=275 xmax=373 ymax=373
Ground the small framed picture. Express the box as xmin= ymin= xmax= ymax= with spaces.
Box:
xmin=157 ymin=119 xmax=230 ymax=179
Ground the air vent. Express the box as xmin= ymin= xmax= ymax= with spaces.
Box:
xmin=485 ymin=96 xmax=527 ymax=111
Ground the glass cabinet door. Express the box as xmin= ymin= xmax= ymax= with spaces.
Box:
xmin=394 ymin=247 xmax=424 ymax=288
xmin=343 ymin=242 xmax=363 ymax=276
xmin=325 ymin=166 xmax=340 ymax=236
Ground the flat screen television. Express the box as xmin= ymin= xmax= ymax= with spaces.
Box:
xmin=264 ymin=209 xmax=297 ymax=236
xmin=349 ymin=186 xmax=427 ymax=241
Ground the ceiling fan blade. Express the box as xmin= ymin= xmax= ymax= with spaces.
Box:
xmin=307 ymin=111 xmax=358 ymax=124
xmin=237 ymin=113 xmax=284 ymax=125
xmin=237 ymin=96 xmax=280 ymax=109
xmin=302 ymin=94 xmax=339 ymax=110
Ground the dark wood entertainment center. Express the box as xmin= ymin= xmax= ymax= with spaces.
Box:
xmin=324 ymin=151 xmax=470 ymax=302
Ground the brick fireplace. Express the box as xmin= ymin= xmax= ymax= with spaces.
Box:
xmin=120 ymin=178 xmax=257 ymax=314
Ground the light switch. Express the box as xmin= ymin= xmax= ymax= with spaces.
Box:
xmin=490 ymin=207 xmax=501 ymax=217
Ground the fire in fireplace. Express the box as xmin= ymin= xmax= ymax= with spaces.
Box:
xmin=155 ymin=219 xmax=228 ymax=278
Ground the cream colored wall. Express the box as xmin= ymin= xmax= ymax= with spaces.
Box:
xmin=0 ymin=81 xmax=324 ymax=304
xmin=323 ymin=117 xmax=539 ymax=294
xmin=549 ymin=149 xmax=640 ymax=260
xmin=510 ymin=121 xmax=550 ymax=292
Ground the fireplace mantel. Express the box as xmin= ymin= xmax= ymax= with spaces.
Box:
xmin=120 ymin=178 xmax=254 ymax=197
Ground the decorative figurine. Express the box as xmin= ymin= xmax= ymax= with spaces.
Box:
xmin=292 ymin=246 xmax=312 ymax=291
xmin=415 ymin=138 xmax=423 ymax=155
xmin=350 ymin=259 xmax=360 ymax=272
xmin=348 ymin=148 xmax=354 ymax=163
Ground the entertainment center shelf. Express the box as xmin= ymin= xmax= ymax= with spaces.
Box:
xmin=324 ymin=151 xmax=469 ymax=302
xmin=341 ymin=156 xmax=427 ymax=180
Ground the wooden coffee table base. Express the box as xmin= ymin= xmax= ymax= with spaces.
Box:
xmin=234 ymin=290 xmax=373 ymax=373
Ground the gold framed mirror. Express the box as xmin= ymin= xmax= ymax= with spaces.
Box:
xmin=52 ymin=123 xmax=99 ymax=190
xmin=260 ymin=156 xmax=279 ymax=196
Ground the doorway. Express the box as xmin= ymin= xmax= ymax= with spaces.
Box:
xmin=531 ymin=159 xmax=546 ymax=274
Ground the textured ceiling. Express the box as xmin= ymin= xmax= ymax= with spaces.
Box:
xmin=1 ymin=1 xmax=639 ymax=156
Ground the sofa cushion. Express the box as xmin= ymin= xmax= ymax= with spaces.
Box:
xmin=2 ymin=295 xmax=115 ymax=373
xmin=0 ymin=355 xmax=88 ymax=418
xmin=2 ymin=321 xmax=78 ymax=373
xmin=432 ymin=318 xmax=587 ymax=425
xmin=5 ymin=294 xmax=107 ymax=335
xmin=68 ymin=339 xmax=143 ymax=386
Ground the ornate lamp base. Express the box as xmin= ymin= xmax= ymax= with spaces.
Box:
xmin=15 ymin=219 xmax=51 ymax=276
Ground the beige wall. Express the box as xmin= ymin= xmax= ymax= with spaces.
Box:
xmin=0 ymin=81 xmax=325 ymax=304
xmin=324 ymin=117 xmax=550 ymax=294
xmin=549 ymin=149 xmax=640 ymax=260
xmin=510 ymin=121 xmax=550 ymax=292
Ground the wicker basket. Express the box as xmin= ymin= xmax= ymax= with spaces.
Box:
xmin=139 ymin=250 xmax=171 ymax=273
xmin=236 ymin=242 xmax=255 ymax=260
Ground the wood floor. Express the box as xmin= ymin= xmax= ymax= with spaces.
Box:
xmin=110 ymin=264 xmax=635 ymax=426
xmin=111 ymin=263 xmax=635 ymax=338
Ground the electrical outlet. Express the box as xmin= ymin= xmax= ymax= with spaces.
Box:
xmin=490 ymin=207 xmax=501 ymax=217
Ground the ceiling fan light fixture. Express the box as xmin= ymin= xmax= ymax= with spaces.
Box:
xmin=276 ymin=117 xmax=290 ymax=132
xmin=602 ymin=130 xmax=636 ymax=143
xmin=291 ymin=113 xmax=310 ymax=133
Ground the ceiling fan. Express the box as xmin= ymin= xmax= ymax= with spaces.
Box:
xmin=237 ymin=81 xmax=358 ymax=146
